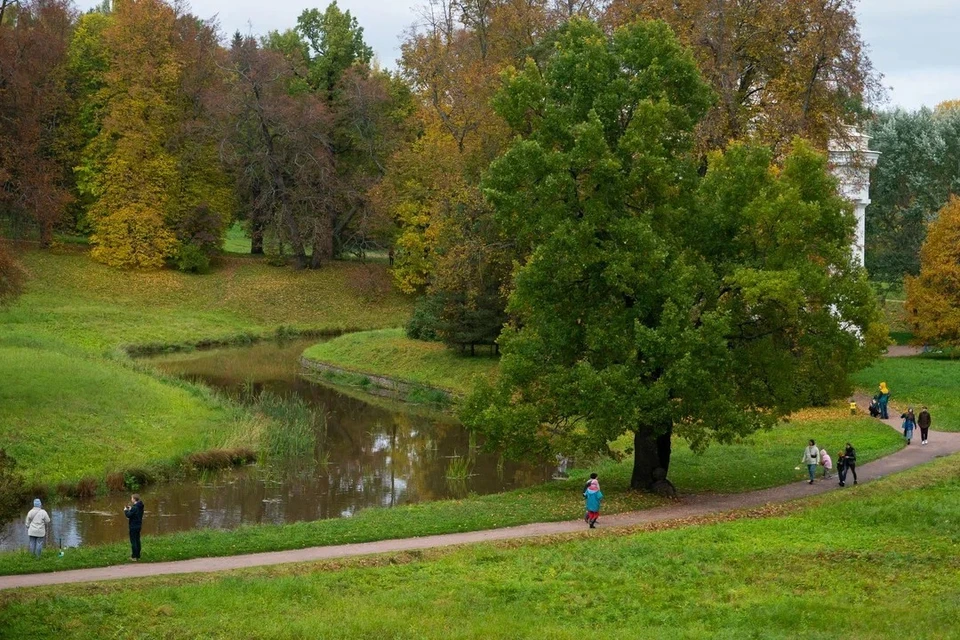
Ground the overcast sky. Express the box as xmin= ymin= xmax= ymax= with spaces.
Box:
xmin=75 ymin=0 xmax=959 ymax=111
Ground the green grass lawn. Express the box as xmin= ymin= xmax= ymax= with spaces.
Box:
xmin=852 ymin=356 xmax=960 ymax=431
xmin=3 ymin=455 xmax=956 ymax=639
xmin=0 ymin=407 xmax=901 ymax=577
xmin=303 ymin=328 xmax=499 ymax=395
xmin=0 ymin=343 xmax=260 ymax=485
xmin=0 ymin=249 xmax=411 ymax=487
xmin=221 ymin=223 xmax=252 ymax=254
xmin=2 ymin=249 xmax=411 ymax=352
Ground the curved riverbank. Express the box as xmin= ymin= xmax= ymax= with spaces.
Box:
xmin=300 ymin=329 xmax=497 ymax=403
xmin=0 ymin=249 xmax=412 ymax=494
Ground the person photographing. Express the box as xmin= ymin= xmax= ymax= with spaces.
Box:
xmin=123 ymin=494 xmax=144 ymax=561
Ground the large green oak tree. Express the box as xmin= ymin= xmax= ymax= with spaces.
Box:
xmin=461 ymin=19 xmax=886 ymax=494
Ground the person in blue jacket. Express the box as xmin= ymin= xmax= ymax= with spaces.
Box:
xmin=583 ymin=479 xmax=603 ymax=528
xmin=123 ymin=494 xmax=144 ymax=561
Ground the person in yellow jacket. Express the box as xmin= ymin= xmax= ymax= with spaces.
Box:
xmin=875 ymin=382 xmax=890 ymax=419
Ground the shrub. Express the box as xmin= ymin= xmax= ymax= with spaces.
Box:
xmin=406 ymin=294 xmax=443 ymax=341
xmin=187 ymin=448 xmax=257 ymax=471
xmin=0 ymin=243 xmax=25 ymax=304
xmin=122 ymin=468 xmax=153 ymax=492
xmin=174 ymin=242 xmax=212 ymax=274
xmin=61 ymin=477 xmax=100 ymax=499
xmin=105 ymin=472 xmax=126 ymax=492
xmin=175 ymin=203 xmax=227 ymax=257
xmin=0 ymin=449 xmax=26 ymax=524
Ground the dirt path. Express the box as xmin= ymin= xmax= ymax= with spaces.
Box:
xmin=3 ymin=406 xmax=957 ymax=592
xmin=884 ymin=345 xmax=923 ymax=357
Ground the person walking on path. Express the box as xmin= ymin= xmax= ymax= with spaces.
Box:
xmin=24 ymin=498 xmax=50 ymax=559
xmin=918 ymin=407 xmax=932 ymax=445
xmin=840 ymin=443 xmax=858 ymax=487
xmin=583 ymin=479 xmax=603 ymax=528
xmin=123 ymin=494 xmax=144 ymax=561
xmin=836 ymin=450 xmax=847 ymax=486
xmin=801 ymin=440 xmax=820 ymax=484
xmin=901 ymin=408 xmax=917 ymax=445
xmin=875 ymin=382 xmax=890 ymax=419
xmin=820 ymin=449 xmax=833 ymax=479
xmin=582 ymin=472 xmax=599 ymax=494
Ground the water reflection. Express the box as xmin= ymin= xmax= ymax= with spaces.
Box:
xmin=0 ymin=339 xmax=542 ymax=551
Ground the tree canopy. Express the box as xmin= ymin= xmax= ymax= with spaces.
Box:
xmin=866 ymin=107 xmax=960 ymax=281
xmin=461 ymin=18 xmax=886 ymax=492
xmin=905 ymin=196 xmax=960 ymax=346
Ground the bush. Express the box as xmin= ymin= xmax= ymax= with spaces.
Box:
xmin=0 ymin=449 xmax=26 ymax=524
xmin=57 ymin=477 xmax=99 ymax=499
xmin=187 ymin=448 xmax=257 ymax=471
xmin=176 ymin=203 xmax=227 ymax=257
xmin=406 ymin=294 xmax=443 ymax=341
xmin=174 ymin=242 xmax=212 ymax=274
xmin=122 ymin=468 xmax=153 ymax=492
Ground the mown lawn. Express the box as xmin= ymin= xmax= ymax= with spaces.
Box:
xmin=0 ymin=406 xmax=901 ymax=577
xmin=2 ymin=455 xmax=956 ymax=639
xmin=852 ymin=356 xmax=960 ymax=431
xmin=303 ymin=328 xmax=499 ymax=395
xmin=0 ymin=343 xmax=262 ymax=485
xmin=1 ymin=249 xmax=411 ymax=352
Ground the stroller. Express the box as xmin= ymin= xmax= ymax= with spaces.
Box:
xmin=868 ymin=398 xmax=881 ymax=418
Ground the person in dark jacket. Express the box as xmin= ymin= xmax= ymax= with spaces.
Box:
xmin=840 ymin=443 xmax=857 ymax=487
xmin=123 ymin=494 xmax=144 ymax=561
xmin=901 ymin=408 xmax=917 ymax=445
xmin=918 ymin=406 xmax=932 ymax=445
xmin=836 ymin=450 xmax=847 ymax=486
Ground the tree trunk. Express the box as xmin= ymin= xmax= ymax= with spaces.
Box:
xmin=309 ymin=216 xmax=334 ymax=269
xmin=630 ymin=420 xmax=675 ymax=496
xmin=250 ymin=219 xmax=265 ymax=255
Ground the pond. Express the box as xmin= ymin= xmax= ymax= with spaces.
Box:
xmin=0 ymin=338 xmax=545 ymax=551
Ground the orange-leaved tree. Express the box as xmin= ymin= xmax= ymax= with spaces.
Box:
xmin=906 ymin=196 xmax=960 ymax=346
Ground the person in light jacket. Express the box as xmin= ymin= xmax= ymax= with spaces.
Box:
xmin=801 ymin=440 xmax=820 ymax=484
xmin=25 ymin=498 xmax=51 ymax=559
xmin=820 ymin=449 xmax=833 ymax=480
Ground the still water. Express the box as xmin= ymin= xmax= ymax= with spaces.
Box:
xmin=0 ymin=339 xmax=543 ymax=551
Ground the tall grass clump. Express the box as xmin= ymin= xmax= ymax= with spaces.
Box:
xmin=246 ymin=390 xmax=325 ymax=459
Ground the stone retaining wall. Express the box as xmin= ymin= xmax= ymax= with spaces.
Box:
xmin=299 ymin=356 xmax=455 ymax=403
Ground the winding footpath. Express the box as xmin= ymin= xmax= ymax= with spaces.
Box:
xmin=2 ymin=350 xmax=957 ymax=591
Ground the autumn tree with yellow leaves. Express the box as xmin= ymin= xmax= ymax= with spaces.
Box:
xmin=79 ymin=0 xmax=231 ymax=269
xmin=906 ymin=197 xmax=960 ymax=346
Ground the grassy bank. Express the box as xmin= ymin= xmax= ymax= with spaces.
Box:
xmin=303 ymin=328 xmax=498 ymax=396
xmin=852 ymin=357 xmax=960 ymax=431
xmin=1 ymin=249 xmax=410 ymax=352
xmin=0 ymin=342 xmax=261 ymax=486
xmin=0 ymin=408 xmax=901 ymax=576
xmin=3 ymin=456 xmax=956 ymax=639
xmin=0 ymin=249 xmax=411 ymax=488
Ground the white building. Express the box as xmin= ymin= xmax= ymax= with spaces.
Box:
xmin=828 ymin=127 xmax=880 ymax=266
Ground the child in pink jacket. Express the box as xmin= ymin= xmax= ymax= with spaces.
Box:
xmin=820 ymin=449 xmax=833 ymax=479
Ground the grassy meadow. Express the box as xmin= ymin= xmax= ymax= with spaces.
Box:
xmin=0 ymin=345 xmax=262 ymax=484
xmin=3 ymin=453 xmax=957 ymax=639
xmin=0 ymin=248 xmax=411 ymax=489
xmin=0 ymin=405 xmax=901 ymax=576
xmin=303 ymin=328 xmax=499 ymax=395
xmin=2 ymin=249 xmax=410 ymax=352
xmin=853 ymin=357 xmax=960 ymax=431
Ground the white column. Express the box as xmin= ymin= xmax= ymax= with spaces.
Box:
xmin=829 ymin=127 xmax=880 ymax=267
